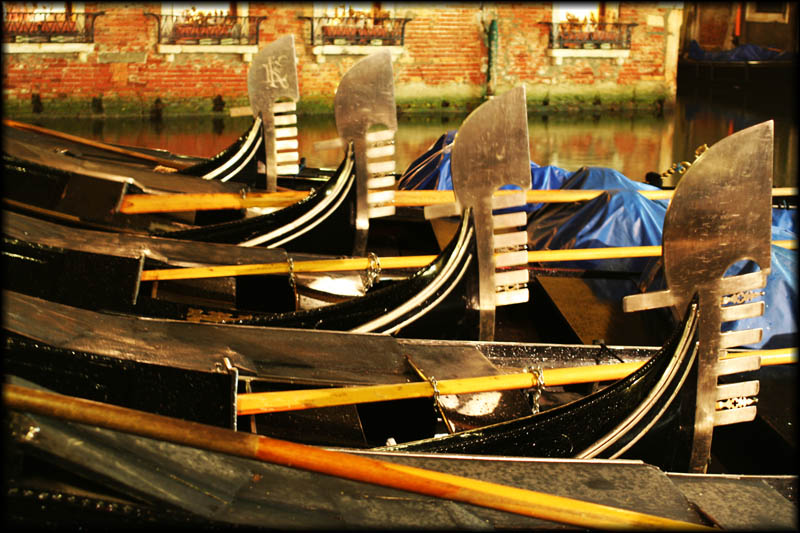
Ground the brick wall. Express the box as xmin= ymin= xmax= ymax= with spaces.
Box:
xmin=2 ymin=2 xmax=683 ymax=116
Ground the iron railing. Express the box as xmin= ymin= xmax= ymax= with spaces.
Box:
xmin=3 ymin=11 xmax=104 ymax=43
xmin=539 ymin=22 xmax=638 ymax=50
xmin=146 ymin=14 xmax=266 ymax=45
xmin=299 ymin=16 xmax=412 ymax=46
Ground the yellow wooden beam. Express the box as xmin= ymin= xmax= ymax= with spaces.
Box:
xmin=118 ymin=187 xmax=798 ymax=214
xmin=139 ymin=241 xmax=796 ymax=282
xmin=237 ymin=348 xmax=796 ymax=416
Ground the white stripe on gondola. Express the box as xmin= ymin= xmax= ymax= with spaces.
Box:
xmin=352 ymin=221 xmax=474 ymax=334
xmin=577 ymin=304 xmax=700 ymax=459
xmin=239 ymin=151 xmax=355 ymax=247
xmin=202 ymin=116 xmax=263 ymax=181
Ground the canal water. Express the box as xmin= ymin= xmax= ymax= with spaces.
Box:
xmin=27 ymin=91 xmax=797 ymax=187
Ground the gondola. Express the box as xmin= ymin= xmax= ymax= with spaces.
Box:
xmin=9 ymin=376 xmax=795 ymax=530
xmin=2 ymin=204 xmax=478 ymax=337
xmin=3 ymin=114 xmax=271 ymax=188
xmin=2 ymin=36 xmax=318 ymax=190
xmin=3 ymin=101 xmax=779 ymax=470
xmin=3 ymin=126 xmax=792 ymax=530
xmin=3 ymin=49 xmax=400 ymax=257
xmin=2 ymin=85 xmax=535 ymax=338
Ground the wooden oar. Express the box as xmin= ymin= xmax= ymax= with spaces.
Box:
xmin=118 ymin=186 xmax=798 ymax=214
xmin=4 ymin=118 xmax=196 ymax=171
xmin=4 ymin=383 xmax=712 ymax=531
xmin=139 ymin=241 xmax=797 ymax=282
xmin=237 ymin=348 xmax=797 ymax=415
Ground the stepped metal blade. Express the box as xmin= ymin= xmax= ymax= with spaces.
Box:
xmin=450 ymin=86 xmax=531 ymax=340
xmin=247 ymin=35 xmax=300 ymax=191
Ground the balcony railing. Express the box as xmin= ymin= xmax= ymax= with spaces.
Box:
xmin=299 ymin=16 xmax=412 ymax=46
xmin=3 ymin=11 xmax=104 ymax=43
xmin=540 ymin=22 xmax=637 ymax=50
xmin=146 ymin=14 xmax=266 ymax=45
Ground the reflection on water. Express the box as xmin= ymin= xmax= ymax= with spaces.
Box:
xmin=25 ymin=92 xmax=796 ymax=187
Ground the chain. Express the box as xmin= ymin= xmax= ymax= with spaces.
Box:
xmin=525 ymin=364 xmax=545 ymax=414
xmin=361 ymin=251 xmax=381 ymax=291
xmin=429 ymin=376 xmax=440 ymax=408
xmin=286 ymin=257 xmax=297 ymax=291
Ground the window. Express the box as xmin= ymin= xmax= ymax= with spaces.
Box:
xmin=550 ymin=2 xmax=627 ymax=50
xmin=552 ymin=2 xmax=619 ymax=26
xmin=157 ymin=2 xmax=254 ymax=45
xmin=745 ymin=2 xmax=790 ymax=24
xmin=301 ymin=2 xmax=411 ymax=61
xmin=3 ymin=2 xmax=101 ymax=44
xmin=543 ymin=2 xmax=633 ymax=65
xmin=152 ymin=2 xmax=262 ymax=62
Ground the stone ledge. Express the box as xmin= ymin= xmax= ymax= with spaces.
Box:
xmin=156 ymin=44 xmax=259 ymax=62
xmin=311 ymin=45 xmax=404 ymax=63
xmin=3 ymin=42 xmax=95 ymax=62
xmin=547 ymin=48 xmax=631 ymax=66
xmin=97 ymin=52 xmax=147 ymax=64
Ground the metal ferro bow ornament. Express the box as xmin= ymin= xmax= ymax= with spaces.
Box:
xmin=425 ymin=86 xmax=532 ymax=341
xmin=247 ymin=34 xmax=300 ymax=192
xmin=334 ymin=50 xmax=399 ymax=257
xmin=623 ymin=120 xmax=774 ymax=473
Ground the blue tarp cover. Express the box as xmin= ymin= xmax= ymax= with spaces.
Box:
xmin=398 ymin=132 xmax=797 ymax=348
xmin=688 ymin=39 xmax=795 ymax=62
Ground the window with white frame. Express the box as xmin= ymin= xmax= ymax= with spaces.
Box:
xmin=305 ymin=2 xmax=410 ymax=47
xmin=2 ymin=2 xmax=100 ymax=44
xmin=545 ymin=2 xmax=633 ymax=65
xmin=157 ymin=2 xmax=253 ymax=45
xmin=745 ymin=2 xmax=790 ymax=24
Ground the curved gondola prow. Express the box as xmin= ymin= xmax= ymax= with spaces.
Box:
xmin=156 ymin=145 xmax=357 ymax=254
xmin=623 ymin=121 xmax=774 ymax=473
xmin=377 ymin=294 xmax=701 ymax=461
xmin=426 ymin=86 xmax=532 ymax=341
xmin=180 ymin=117 xmax=264 ymax=185
xmin=183 ymin=208 xmax=479 ymax=340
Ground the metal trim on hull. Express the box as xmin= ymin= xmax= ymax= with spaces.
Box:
xmin=577 ymin=321 xmax=699 ymax=459
xmin=153 ymin=147 xmax=356 ymax=253
xmin=240 ymin=148 xmax=355 ymax=247
xmin=201 ymin=116 xmax=264 ymax=182
xmin=354 ymin=213 xmax=474 ymax=334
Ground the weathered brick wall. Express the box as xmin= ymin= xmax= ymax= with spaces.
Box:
xmin=3 ymin=2 xmax=682 ymax=116
xmin=393 ymin=4 xmax=488 ymax=110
